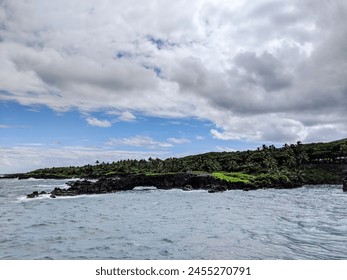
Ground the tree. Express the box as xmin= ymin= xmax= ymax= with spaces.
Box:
xmin=226 ymin=160 xmax=239 ymax=172
xmin=295 ymin=142 xmax=309 ymax=168
xmin=201 ymin=159 xmax=221 ymax=173
xmin=263 ymin=152 xmax=278 ymax=173
xmin=283 ymin=145 xmax=297 ymax=168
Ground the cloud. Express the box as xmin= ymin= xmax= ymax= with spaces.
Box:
xmin=86 ymin=117 xmax=112 ymax=128
xmin=0 ymin=145 xmax=167 ymax=174
xmin=211 ymin=129 xmax=235 ymax=141
xmin=233 ymin=51 xmax=293 ymax=92
xmin=0 ymin=125 xmax=9 ymax=128
xmin=107 ymin=135 xmax=173 ymax=149
xmin=1 ymin=0 xmax=347 ymax=143
xmin=215 ymin=146 xmax=237 ymax=152
xmin=167 ymin=137 xmax=191 ymax=144
xmin=118 ymin=111 xmax=136 ymax=122
xmin=211 ymin=115 xmax=309 ymax=143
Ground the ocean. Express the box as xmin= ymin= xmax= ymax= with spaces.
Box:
xmin=1 ymin=178 xmax=347 ymax=260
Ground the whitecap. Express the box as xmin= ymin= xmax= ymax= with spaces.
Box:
xmin=133 ymin=186 xmax=157 ymax=191
xmin=53 ymin=194 xmax=103 ymax=200
xmin=25 ymin=177 xmax=46 ymax=181
xmin=17 ymin=193 xmax=52 ymax=201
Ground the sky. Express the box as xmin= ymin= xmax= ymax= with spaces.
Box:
xmin=1 ymin=0 xmax=347 ymax=173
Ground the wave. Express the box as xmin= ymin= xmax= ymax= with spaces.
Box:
xmin=163 ymin=188 xmax=207 ymax=193
xmin=53 ymin=194 xmax=102 ymax=200
xmin=26 ymin=177 xmax=46 ymax=181
xmin=17 ymin=194 xmax=52 ymax=201
xmin=35 ymin=184 xmax=67 ymax=188
xmin=17 ymin=177 xmax=84 ymax=182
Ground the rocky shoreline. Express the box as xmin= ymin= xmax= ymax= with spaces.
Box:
xmin=0 ymin=173 xmax=68 ymax=180
xmin=25 ymin=173 xmax=305 ymax=198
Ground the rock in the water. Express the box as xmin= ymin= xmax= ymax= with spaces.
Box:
xmin=27 ymin=191 xmax=39 ymax=198
xmin=343 ymin=177 xmax=347 ymax=192
xmin=26 ymin=190 xmax=47 ymax=198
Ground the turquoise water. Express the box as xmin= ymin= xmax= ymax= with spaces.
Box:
xmin=1 ymin=178 xmax=347 ymax=259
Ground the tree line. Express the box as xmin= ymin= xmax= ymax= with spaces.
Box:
xmin=26 ymin=139 xmax=347 ymax=180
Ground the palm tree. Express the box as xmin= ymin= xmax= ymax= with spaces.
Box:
xmin=263 ymin=152 xmax=278 ymax=173
xmin=284 ymin=146 xmax=297 ymax=168
xmin=293 ymin=141 xmax=309 ymax=168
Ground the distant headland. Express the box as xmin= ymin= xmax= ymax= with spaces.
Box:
xmin=2 ymin=139 xmax=347 ymax=196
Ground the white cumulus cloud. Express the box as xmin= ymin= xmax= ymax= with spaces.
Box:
xmin=118 ymin=111 xmax=136 ymax=122
xmin=167 ymin=137 xmax=191 ymax=144
xmin=107 ymin=135 xmax=173 ymax=149
xmin=86 ymin=117 xmax=112 ymax=128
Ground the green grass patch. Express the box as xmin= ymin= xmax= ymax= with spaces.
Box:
xmin=212 ymin=172 xmax=254 ymax=183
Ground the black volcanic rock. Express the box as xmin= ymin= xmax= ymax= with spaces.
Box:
xmin=208 ymin=185 xmax=228 ymax=193
xmin=27 ymin=191 xmax=39 ymax=198
xmin=343 ymin=177 xmax=347 ymax=192
xmin=25 ymin=173 xmax=305 ymax=198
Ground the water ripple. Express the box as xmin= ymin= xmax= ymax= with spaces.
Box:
xmin=1 ymin=180 xmax=347 ymax=259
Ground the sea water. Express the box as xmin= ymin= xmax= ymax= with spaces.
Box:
xmin=1 ymin=178 xmax=347 ymax=260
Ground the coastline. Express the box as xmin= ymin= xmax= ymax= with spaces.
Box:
xmin=24 ymin=172 xmax=318 ymax=199
xmin=2 ymin=139 xmax=346 ymax=197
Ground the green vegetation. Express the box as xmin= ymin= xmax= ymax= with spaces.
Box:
xmin=251 ymin=171 xmax=292 ymax=186
xmin=25 ymin=139 xmax=347 ymax=185
xmin=145 ymin=172 xmax=180 ymax=176
xmin=300 ymin=167 xmax=340 ymax=184
xmin=212 ymin=172 xmax=254 ymax=183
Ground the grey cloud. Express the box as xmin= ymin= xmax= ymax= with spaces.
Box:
xmin=234 ymin=51 xmax=293 ymax=92
xmin=170 ymin=57 xmax=208 ymax=91
xmin=11 ymin=46 xmax=158 ymax=92
xmin=249 ymin=0 xmax=303 ymax=27
xmin=304 ymin=125 xmax=347 ymax=143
